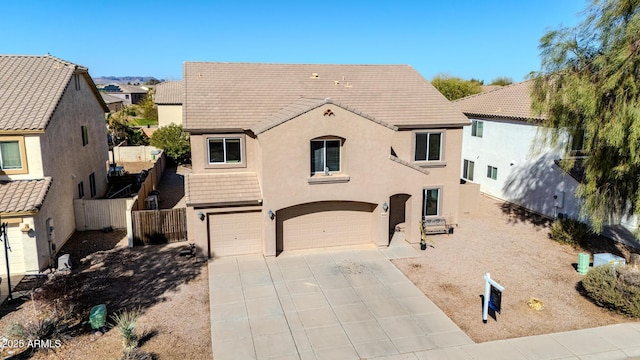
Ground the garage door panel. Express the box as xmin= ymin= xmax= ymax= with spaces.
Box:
xmin=0 ymin=225 xmax=26 ymax=276
xmin=209 ymin=212 xmax=261 ymax=257
xmin=281 ymin=202 xmax=374 ymax=251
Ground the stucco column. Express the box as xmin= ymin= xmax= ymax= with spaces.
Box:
xmin=374 ymin=203 xmax=389 ymax=248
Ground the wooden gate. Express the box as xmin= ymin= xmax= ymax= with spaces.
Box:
xmin=132 ymin=208 xmax=187 ymax=245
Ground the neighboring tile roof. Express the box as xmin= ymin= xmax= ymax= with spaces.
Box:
xmin=0 ymin=55 xmax=102 ymax=131
xmin=183 ymin=62 xmax=469 ymax=130
xmin=250 ymin=97 xmax=395 ymax=135
xmin=154 ymin=81 xmax=182 ymax=105
xmin=0 ymin=178 xmax=52 ymax=214
xmin=454 ymin=80 xmax=545 ymax=121
xmin=104 ymin=84 xmax=147 ymax=94
xmin=101 ymin=93 xmax=124 ymax=104
xmin=185 ymin=172 xmax=262 ymax=206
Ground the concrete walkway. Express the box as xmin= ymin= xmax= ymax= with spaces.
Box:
xmin=209 ymin=244 xmax=640 ymax=360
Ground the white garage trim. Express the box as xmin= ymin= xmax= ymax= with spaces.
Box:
xmin=208 ymin=211 xmax=262 ymax=257
xmin=277 ymin=201 xmax=376 ymax=252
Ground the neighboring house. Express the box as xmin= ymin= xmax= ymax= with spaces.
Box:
xmin=154 ymin=80 xmax=182 ymax=127
xmin=101 ymin=83 xmax=147 ymax=105
xmin=454 ymin=81 xmax=582 ymax=220
xmin=101 ymin=93 xmax=125 ymax=113
xmin=183 ymin=62 xmax=469 ymax=258
xmin=0 ymin=54 xmax=109 ymax=275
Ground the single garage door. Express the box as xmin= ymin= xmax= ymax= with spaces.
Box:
xmin=279 ymin=202 xmax=375 ymax=251
xmin=208 ymin=211 xmax=262 ymax=257
xmin=0 ymin=224 xmax=26 ymax=276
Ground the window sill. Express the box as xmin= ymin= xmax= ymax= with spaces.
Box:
xmin=307 ymin=174 xmax=350 ymax=184
xmin=415 ymin=161 xmax=447 ymax=168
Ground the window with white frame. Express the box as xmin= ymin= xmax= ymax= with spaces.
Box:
xmin=208 ymin=138 xmax=241 ymax=164
xmin=463 ymin=159 xmax=475 ymax=181
xmin=471 ymin=120 xmax=483 ymax=137
xmin=487 ymin=165 xmax=498 ymax=180
xmin=414 ymin=132 xmax=442 ymax=161
xmin=423 ymin=188 xmax=440 ymax=217
xmin=0 ymin=141 xmax=22 ymax=170
xmin=311 ymin=139 xmax=341 ymax=174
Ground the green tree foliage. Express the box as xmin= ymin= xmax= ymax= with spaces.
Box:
xmin=531 ymin=0 xmax=640 ymax=232
xmin=431 ymin=74 xmax=482 ymax=100
xmin=489 ymin=76 xmax=513 ymax=86
xmin=107 ymin=107 xmax=149 ymax=146
xmin=138 ymin=89 xmax=158 ymax=122
xmin=149 ymin=124 xmax=191 ymax=164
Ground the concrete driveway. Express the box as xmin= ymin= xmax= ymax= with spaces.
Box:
xmin=208 ymin=244 xmax=472 ymax=360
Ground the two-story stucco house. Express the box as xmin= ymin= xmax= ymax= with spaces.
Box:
xmin=0 ymin=55 xmax=109 ymax=275
xmin=455 ymin=81 xmax=583 ymax=220
xmin=183 ymin=62 xmax=470 ymax=258
xmin=154 ymin=80 xmax=182 ymax=127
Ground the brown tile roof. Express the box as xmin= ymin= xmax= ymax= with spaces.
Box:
xmin=154 ymin=81 xmax=182 ymax=105
xmin=0 ymin=177 xmax=52 ymax=214
xmin=183 ymin=62 xmax=469 ymax=130
xmin=185 ymin=172 xmax=262 ymax=206
xmin=0 ymin=54 xmax=107 ymax=131
xmin=454 ymin=80 xmax=545 ymax=121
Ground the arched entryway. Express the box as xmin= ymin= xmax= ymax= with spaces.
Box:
xmin=388 ymin=194 xmax=411 ymax=244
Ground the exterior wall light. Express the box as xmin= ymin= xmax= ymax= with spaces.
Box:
xmin=382 ymin=202 xmax=389 ymax=212
xmin=197 ymin=211 xmax=205 ymax=221
xmin=267 ymin=209 xmax=275 ymax=220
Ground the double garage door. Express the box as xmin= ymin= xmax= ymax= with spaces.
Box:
xmin=278 ymin=202 xmax=375 ymax=251
xmin=208 ymin=202 xmax=376 ymax=257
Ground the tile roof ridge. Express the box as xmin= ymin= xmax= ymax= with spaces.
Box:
xmin=455 ymin=79 xmax=533 ymax=102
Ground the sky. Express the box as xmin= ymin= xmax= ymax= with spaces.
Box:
xmin=1 ymin=1 xmax=588 ymax=83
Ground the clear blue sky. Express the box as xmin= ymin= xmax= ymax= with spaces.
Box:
xmin=1 ymin=1 xmax=587 ymax=83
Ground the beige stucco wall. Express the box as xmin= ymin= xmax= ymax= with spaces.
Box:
xmin=158 ymin=105 xmax=183 ymax=127
xmin=187 ymin=104 xmax=464 ymax=258
xmin=31 ymin=75 xmax=110 ymax=270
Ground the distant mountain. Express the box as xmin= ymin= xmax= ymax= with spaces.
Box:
xmin=93 ymin=76 xmax=164 ymax=85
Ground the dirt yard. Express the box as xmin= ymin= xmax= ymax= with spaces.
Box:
xmin=393 ymin=195 xmax=640 ymax=343
xmin=0 ymin=230 xmax=211 ymax=360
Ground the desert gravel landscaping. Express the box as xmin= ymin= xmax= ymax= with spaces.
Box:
xmin=393 ymin=194 xmax=640 ymax=343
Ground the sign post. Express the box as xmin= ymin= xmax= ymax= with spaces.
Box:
xmin=483 ymin=273 xmax=504 ymax=323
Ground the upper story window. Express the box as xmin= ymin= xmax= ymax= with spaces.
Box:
xmin=471 ymin=120 xmax=483 ymax=137
xmin=311 ymin=139 xmax=341 ymax=174
xmin=208 ymin=138 xmax=241 ymax=164
xmin=415 ymin=132 xmax=442 ymax=161
xmin=0 ymin=136 xmax=27 ymax=175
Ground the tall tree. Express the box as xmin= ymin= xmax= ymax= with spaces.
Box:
xmin=531 ymin=0 xmax=640 ymax=232
xmin=431 ymin=74 xmax=483 ymax=100
xmin=150 ymin=124 xmax=191 ymax=164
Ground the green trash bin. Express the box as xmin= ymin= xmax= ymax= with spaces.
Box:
xmin=577 ymin=253 xmax=590 ymax=275
xmin=89 ymin=304 xmax=107 ymax=330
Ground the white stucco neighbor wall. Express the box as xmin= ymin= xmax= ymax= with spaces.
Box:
xmin=461 ymin=117 xmax=581 ymax=220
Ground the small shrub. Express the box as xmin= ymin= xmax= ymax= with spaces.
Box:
xmin=121 ymin=348 xmax=155 ymax=360
xmin=549 ymin=218 xmax=593 ymax=246
xmin=6 ymin=322 xmax=25 ymax=339
xmin=111 ymin=309 xmax=141 ymax=350
xmin=581 ymin=265 xmax=640 ymax=317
